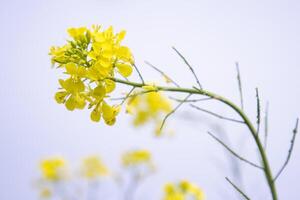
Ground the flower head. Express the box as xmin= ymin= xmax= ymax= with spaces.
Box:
xmin=122 ymin=149 xmax=152 ymax=167
xmin=121 ymin=149 xmax=154 ymax=180
xmin=40 ymin=158 xmax=67 ymax=181
xmin=81 ymin=156 xmax=108 ymax=179
xmin=163 ymin=180 xmax=205 ymax=200
xmin=126 ymin=91 xmax=172 ymax=136
xmin=50 ymin=25 xmax=134 ymax=125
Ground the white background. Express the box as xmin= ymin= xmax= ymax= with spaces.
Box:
xmin=0 ymin=0 xmax=300 ymax=199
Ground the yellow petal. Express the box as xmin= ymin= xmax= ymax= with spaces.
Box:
xmin=117 ymin=46 xmax=134 ymax=63
xmin=67 ymin=28 xmax=77 ymax=38
xmin=102 ymin=102 xmax=114 ymax=119
xmin=104 ymin=79 xmax=116 ymax=93
xmin=116 ymin=63 xmax=133 ymax=77
xmin=65 ymin=63 xmax=77 ymax=74
xmin=116 ymin=30 xmax=126 ymax=42
xmin=104 ymin=117 xmax=116 ymax=126
xmin=88 ymin=51 xmax=98 ymax=60
xmin=90 ymin=106 xmax=101 ymax=122
xmin=77 ymin=66 xmax=87 ymax=77
xmin=55 ymin=91 xmax=68 ymax=104
xmin=93 ymin=84 xmax=106 ymax=99
xmin=102 ymin=103 xmax=120 ymax=125
xmin=65 ymin=96 xmax=76 ymax=111
xmin=75 ymin=95 xmax=86 ymax=109
xmin=67 ymin=27 xmax=87 ymax=39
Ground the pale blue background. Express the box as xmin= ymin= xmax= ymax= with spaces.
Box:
xmin=0 ymin=0 xmax=300 ymax=199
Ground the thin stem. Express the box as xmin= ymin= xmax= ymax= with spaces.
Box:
xmin=120 ymin=87 xmax=136 ymax=105
xmin=236 ymin=62 xmax=244 ymax=111
xmin=207 ymin=131 xmax=263 ymax=169
xmin=172 ymin=47 xmax=203 ymax=89
xmin=226 ymin=177 xmax=251 ymax=200
xmin=110 ymin=89 xmax=157 ymax=101
xmin=133 ymin=63 xmax=145 ymax=84
xmin=144 ymin=61 xmax=180 ymax=87
xmin=124 ymin=175 xmax=138 ymax=200
xmin=110 ymin=77 xmax=278 ymax=200
xmin=274 ymin=118 xmax=299 ymax=181
xmin=160 ymin=94 xmax=192 ymax=131
xmin=264 ymin=102 xmax=269 ymax=150
xmin=190 ymin=104 xmax=245 ymax=124
xmin=169 ymin=96 xmax=212 ymax=103
xmin=256 ymin=88 xmax=261 ymax=136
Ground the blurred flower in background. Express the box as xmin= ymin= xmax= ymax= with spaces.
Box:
xmin=81 ymin=156 xmax=109 ymax=179
xmin=163 ymin=180 xmax=205 ymax=200
xmin=35 ymin=151 xmax=204 ymax=200
xmin=40 ymin=158 xmax=68 ymax=181
xmin=126 ymin=91 xmax=173 ymax=136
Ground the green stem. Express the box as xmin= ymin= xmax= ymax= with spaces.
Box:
xmin=111 ymin=77 xmax=278 ymax=200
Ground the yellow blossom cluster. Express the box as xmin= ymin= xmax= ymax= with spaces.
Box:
xmin=50 ymin=25 xmax=134 ymax=125
xmin=81 ymin=156 xmax=108 ymax=179
xmin=126 ymin=91 xmax=172 ymax=136
xmin=122 ymin=149 xmax=152 ymax=167
xmin=40 ymin=158 xmax=67 ymax=181
xmin=163 ymin=180 xmax=205 ymax=200
xmin=38 ymin=155 xmax=205 ymax=199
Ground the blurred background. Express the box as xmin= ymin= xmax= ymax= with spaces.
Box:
xmin=0 ymin=0 xmax=300 ymax=199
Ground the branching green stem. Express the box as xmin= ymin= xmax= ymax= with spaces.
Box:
xmin=274 ymin=118 xmax=299 ymax=182
xmin=109 ymin=77 xmax=278 ymax=200
xmin=207 ymin=131 xmax=263 ymax=169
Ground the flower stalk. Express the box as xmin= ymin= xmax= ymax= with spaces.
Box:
xmin=111 ymin=77 xmax=278 ymax=200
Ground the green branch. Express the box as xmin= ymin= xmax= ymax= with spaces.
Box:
xmin=110 ymin=77 xmax=278 ymax=200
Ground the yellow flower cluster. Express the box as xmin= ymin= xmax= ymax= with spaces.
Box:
xmin=40 ymin=158 xmax=67 ymax=181
xmin=126 ymin=91 xmax=172 ymax=136
xmin=50 ymin=25 xmax=134 ymax=125
xmin=81 ymin=156 xmax=108 ymax=179
xmin=163 ymin=180 xmax=205 ymax=200
xmin=122 ymin=149 xmax=152 ymax=167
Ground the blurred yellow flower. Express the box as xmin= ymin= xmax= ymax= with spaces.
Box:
xmin=122 ymin=149 xmax=152 ymax=167
xmin=67 ymin=27 xmax=87 ymax=40
xmin=40 ymin=158 xmax=67 ymax=181
xmin=126 ymin=91 xmax=172 ymax=136
xmin=163 ymin=180 xmax=205 ymax=200
xmin=50 ymin=25 xmax=134 ymax=125
xmin=81 ymin=156 xmax=108 ymax=179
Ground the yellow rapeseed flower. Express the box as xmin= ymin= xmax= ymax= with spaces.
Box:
xmin=126 ymin=91 xmax=172 ymax=136
xmin=122 ymin=149 xmax=152 ymax=167
xmin=50 ymin=25 xmax=134 ymax=125
xmin=163 ymin=180 xmax=205 ymax=200
xmin=81 ymin=156 xmax=108 ymax=179
xmin=40 ymin=158 xmax=67 ymax=181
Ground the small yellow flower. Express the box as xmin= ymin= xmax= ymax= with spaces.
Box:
xmin=90 ymin=104 xmax=102 ymax=122
xmin=115 ymin=62 xmax=133 ymax=77
xmin=126 ymin=91 xmax=172 ymax=136
xmin=40 ymin=158 xmax=67 ymax=181
xmin=122 ymin=149 xmax=152 ymax=167
xmin=49 ymin=45 xmax=70 ymax=64
xmin=162 ymin=180 xmax=205 ymax=200
xmin=67 ymin=27 xmax=87 ymax=40
xmin=81 ymin=156 xmax=108 ymax=179
xmin=102 ymin=102 xmax=120 ymax=126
